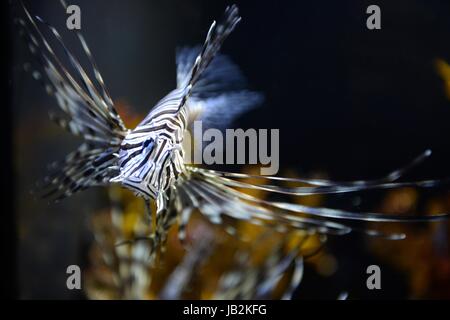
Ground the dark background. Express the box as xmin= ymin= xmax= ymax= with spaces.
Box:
xmin=5 ymin=0 xmax=450 ymax=299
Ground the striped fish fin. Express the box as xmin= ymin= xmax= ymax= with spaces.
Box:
xmin=174 ymin=151 xmax=449 ymax=241
xmin=176 ymin=46 xmax=263 ymax=129
xmin=17 ymin=1 xmax=128 ymax=200
xmin=137 ymin=5 xmax=248 ymax=130
xmin=38 ymin=144 xmax=119 ymax=201
xmin=174 ymin=5 xmax=243 ymax=114
xmin=176 ymin=6 xmax=263 ymax=129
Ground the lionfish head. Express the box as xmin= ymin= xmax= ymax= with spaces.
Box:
xmin=110 ymin=134 xmax=181 ymax=199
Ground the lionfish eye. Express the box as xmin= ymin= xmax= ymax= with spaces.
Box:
xmin=143 ymin=138 xmax=155 ymax=149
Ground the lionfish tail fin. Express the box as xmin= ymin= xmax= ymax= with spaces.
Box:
xmin=16 ymin=1 xmax=127 ymax=200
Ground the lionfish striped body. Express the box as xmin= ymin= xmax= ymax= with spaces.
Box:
xmin=17 ymin=1 xmax=448 ymax=253
xmin=112 ymin=89 xmax=189 ymax=200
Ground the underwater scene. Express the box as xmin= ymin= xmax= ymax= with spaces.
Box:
xmin=5 ymin=0 xmax=450 ymax=301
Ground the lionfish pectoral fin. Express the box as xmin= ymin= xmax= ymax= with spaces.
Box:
xmin=17 ymin=1 xmax=128 ymax=200
xmin=174 ymin=164 xmax=449 ymax=241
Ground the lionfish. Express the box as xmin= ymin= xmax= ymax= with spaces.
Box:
xmin=16 ymin=1 xmax=449 ymax=251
